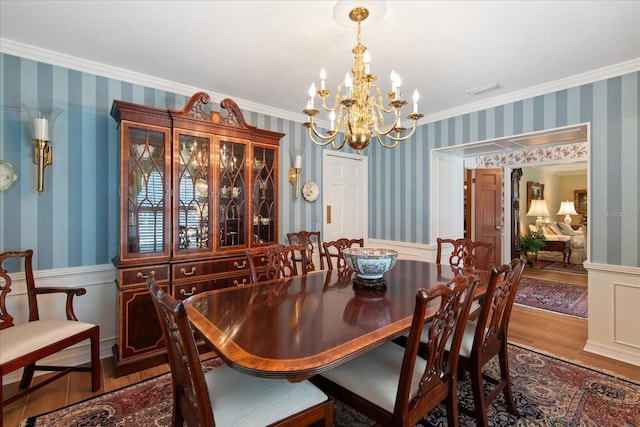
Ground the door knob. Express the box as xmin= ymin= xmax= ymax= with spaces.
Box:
xmin=496 ymin=225 xmax=502 ymax=231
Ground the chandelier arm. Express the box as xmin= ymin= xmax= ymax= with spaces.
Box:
xmin=369 ymin=85 xmax=396 ymax=114
xmin=376 ymin=119 xmax=420 ymax=146
xmin=306 ymin=122 xmax=338 ymax=146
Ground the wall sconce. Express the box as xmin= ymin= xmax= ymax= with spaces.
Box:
xmin=288 ymin=152 xmax=303 ymax=200
xmin=23 ymin=103 xmax=63 ymax=194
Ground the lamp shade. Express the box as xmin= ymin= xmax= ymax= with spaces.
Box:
xmin=557 ymin=200 xmax=579 ymax=216
xmin=557 ymin=200 xmax=579 ymax=224
xmin=526 ymin=199 xmax=551 ymax=217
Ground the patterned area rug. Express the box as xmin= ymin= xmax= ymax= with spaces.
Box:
xmin=541 ymin=261 xmax=588 ymax=274
xmin=515 ymin=276 xmax=588 ymax=318
xmin=20 ymin=345 xmax=639 ymax=426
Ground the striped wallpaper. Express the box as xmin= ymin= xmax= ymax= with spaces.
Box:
xmin=0 ymin=53 xmax=638 ymax=269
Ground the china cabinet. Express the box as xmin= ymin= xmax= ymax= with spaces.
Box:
xmin=111 ymin=92 xmax=283 ymax=376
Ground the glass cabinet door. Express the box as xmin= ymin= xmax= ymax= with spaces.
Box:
xmin=251 ymin=145 xmax=278 ymax=245
xmin=217 ymin=138 xmax=247 ymax=249
xmin=121 ymin=122 xmax=171 ymax=261
xmin=174 ymin=130 xmax=213 ymax=257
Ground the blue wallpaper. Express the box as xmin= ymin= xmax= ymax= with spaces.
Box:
xmin=0 ymin=53 xmax=638 ymax=269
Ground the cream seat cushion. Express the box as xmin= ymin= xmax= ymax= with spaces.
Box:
xmin=419 ymin=320 xmax=484 ymax=358
xmin=0 ymin=320 xmax=95 ymax=364
xmin=317 ymin=340 xmax=427 ymax=413
xmin=206 ymin=363 xmax=328 ymax=427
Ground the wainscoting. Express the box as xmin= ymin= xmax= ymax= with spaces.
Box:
xmin=3 ymin=245 xmax=638 ymax=388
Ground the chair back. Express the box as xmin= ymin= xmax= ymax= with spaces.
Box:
xmin=473 ymin=258 xmax=525 ymax=359
xmin=148 ymin=278 xmax=214 ymax=427
xmin=398 ymin=274 xmax=479 ymax=424
xmin=322 ymin=238 xmax=364 ymax=270
xmin=436 ymin=237 xmax=495 ymax=270
xmin=286 ymin=231 xmax=324 ymax=271
xmin=246 ymin=244 xmax=308 ymax=283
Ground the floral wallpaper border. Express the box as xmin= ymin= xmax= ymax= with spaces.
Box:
xmin=475 ymin=142 xmax=588 ymax=168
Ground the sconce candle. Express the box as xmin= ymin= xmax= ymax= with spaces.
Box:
xmin=294 ymin=155 xmax=302 ymax=169
xmin=32 ymin=118 xmax=49 ymax=141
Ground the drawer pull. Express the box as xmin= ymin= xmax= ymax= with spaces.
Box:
xmin=234 ymin=279 xmax=247 ymax=286
xmin=180 ymin=287 xmax=196 ymax=297
xmin=234 ymin=260 xmax=247 ymax=269
xmin=136 ymin=270 xmax=155 ymax=279
xmin=180 ymin=266 xmax=197 ymax=276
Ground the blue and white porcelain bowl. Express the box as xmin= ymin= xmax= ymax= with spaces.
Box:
xmin=342 ymin=248 xmax=398 ymax=280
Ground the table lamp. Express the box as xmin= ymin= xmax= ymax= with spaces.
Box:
xmin=526 ymin=199 xmax=551 ymax=230
xmin=557 ymin=200 xmax=579 ymax=224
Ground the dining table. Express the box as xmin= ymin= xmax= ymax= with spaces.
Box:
xmin=184 ymin=259 xmax=489 ymax=382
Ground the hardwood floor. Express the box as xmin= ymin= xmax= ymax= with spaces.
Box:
xmin=3 ymin=261 xmax=639 ymax=426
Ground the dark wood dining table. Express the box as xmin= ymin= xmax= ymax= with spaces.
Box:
xmin=184 ymin=259 xmax=489 ymax=381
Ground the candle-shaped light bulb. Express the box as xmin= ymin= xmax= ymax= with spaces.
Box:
xmin=412 ymin=89 xmax=419 ymax=114
xmin=294 ymin=154 xmax=302 ymax=169
xmin=363 ymin=51 xmax=371 ymax=74
xmin=320 ymin=68 xmax=326 ymax=91
xmin=308 ymin=83 xmax=316 ymax=109
xmin=390 ymin=70 xmax=398 ymax=92
xmin=344 ymin=73 xmax=353 ymax=95
xmin=33 ymin=117 xmax=49 ymax=141
xmin=329 ymin=111 xmax=336 ymax=131
xmin=394 ymin=74 xmax=402 ymax=97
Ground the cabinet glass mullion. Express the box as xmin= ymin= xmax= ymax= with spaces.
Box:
xmin=121 ymin=122 xmax=170 ymax=261
xmin=174 ymin=130 xmax=214 ymax=257
xmin=251 ymin=146 xmax=277 ymax=244
xmin=218 ymin=140 xmax=246 ymax=248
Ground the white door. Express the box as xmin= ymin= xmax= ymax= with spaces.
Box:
xmin=430 ymin=151 xmax=465 ymax=243
xmin=322 ymin=151 xmax=367 ymax=243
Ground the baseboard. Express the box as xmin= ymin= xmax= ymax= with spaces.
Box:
xmin=584 ymin=340 xmax=640 ymax=367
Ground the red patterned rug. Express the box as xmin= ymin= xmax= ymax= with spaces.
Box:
xmin=20 ymin=345 xmax=639 ymax=426
xmin=515 ymin=276 xmax=588 ymax=318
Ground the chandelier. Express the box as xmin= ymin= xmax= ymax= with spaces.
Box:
xmin=303 ymin=6 xmax=423 ymax=153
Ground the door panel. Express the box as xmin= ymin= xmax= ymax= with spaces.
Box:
xmin=474 ymin=168 xmax=502 ymax=266
xmin=323 ymin=152 xmax=366 ymax=243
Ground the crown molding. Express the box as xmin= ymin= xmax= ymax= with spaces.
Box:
xmin=2 ymin=38 xmax=638 ymax=128
xmin=420 ymin=58 xmax=640 ymax=125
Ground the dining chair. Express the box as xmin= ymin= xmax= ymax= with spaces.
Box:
xmin=0 ymin=250 xmax=101 ymax=422
xmin=147 ymin=278 xmax=333 ymax=427
xmin=436 ymin=237 xmax=495 ymax=270
xmin=450 ymin=257 xmax=526 ymax=427
xmin=322 ymin=238 xmax=364 ymax=271
xmin=246 ymin=244 xmax=308 ymax=283
xmin=286 ymin=230 xmax=324 ymax=271
xmin=310 ymin=274 xmax=479 ymax=427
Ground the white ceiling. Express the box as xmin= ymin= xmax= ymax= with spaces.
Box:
xmin=1 ymin=1 xmax=639 ymax=125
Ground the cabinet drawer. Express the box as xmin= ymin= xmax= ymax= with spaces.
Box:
xmin=172 ymin=256 xmax=251 ymax=281
xmin=118 ymin=264 xmax=170 ymax=289
xmin=173 ymin=274 xmax=251 ymax=301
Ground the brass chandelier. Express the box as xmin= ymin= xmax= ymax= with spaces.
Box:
xmin=303 ymin=6 xmax=423 ymax=152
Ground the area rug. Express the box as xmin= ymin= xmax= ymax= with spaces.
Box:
xmin=20 ymin=345 xmax=640 ymax=426
xmin=541 ymin=261 xmax=588 ymax=274
xmin=515 ymin=276 xmax=588 ymax=318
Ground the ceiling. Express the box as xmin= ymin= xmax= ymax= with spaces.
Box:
xmin=1 ymin=1 xmax=638 ymax=126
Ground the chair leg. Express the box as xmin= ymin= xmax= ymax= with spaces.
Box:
xmin=444 ymin=383 xmax=459 ymax=427
xmin=499 ymin=348 xmax=518 ymax=416
xmin=19 ymin=363 xmax=36 ymax=389
xmin=469 ymin=364 xmax=489 ymax=427
xmin=90 ymin=327 xmax=101 ymax=391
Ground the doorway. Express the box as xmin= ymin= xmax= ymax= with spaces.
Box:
xmin=432 ymin=123 xmax=590 ymax=265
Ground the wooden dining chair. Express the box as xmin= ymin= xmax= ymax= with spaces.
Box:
xmin=436 ymin=237 xmax=495 ymax=270
xmin=0 ymin=250 xmax=101 ymax=422
xmin=310 ymin=274 xmax=479 ymax=427
xmin=287 ymin=230 xmax=324 ymax=271
xmin=246 ymin=244 xmax=308 ymax=283
xmin=147 ymin=278 xmax=333 ymax=427
xmin=452 ymin=257 xmax=526 ymax=427
xmin=322 ymin=238 xmax=364 ymax=271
